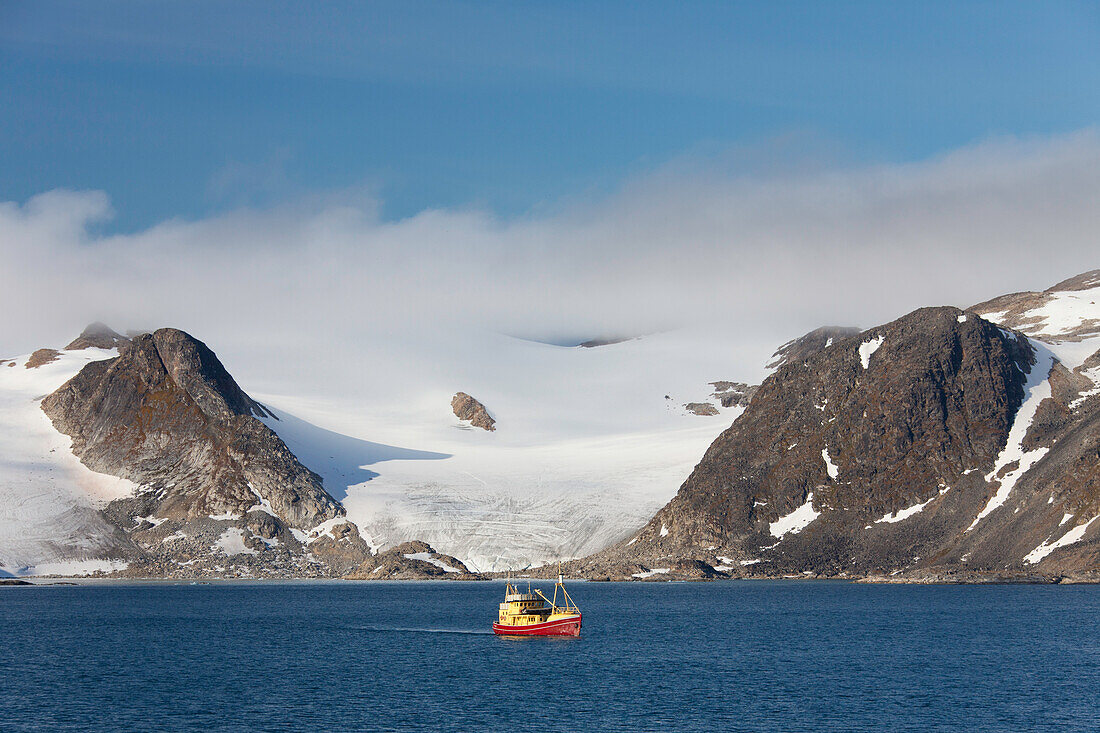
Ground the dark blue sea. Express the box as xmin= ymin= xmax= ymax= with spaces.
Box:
xmin=2 ymin=580 xmax=1098 ymax=732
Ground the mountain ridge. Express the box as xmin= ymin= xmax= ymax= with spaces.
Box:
xmin=558 ymin=274 xmax=1100 ymax=582
xmin=4 ymin=268 xmax=1100 ymax=581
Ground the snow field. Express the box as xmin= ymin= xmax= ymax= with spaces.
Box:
xmin=0 ymin=348 xmax=140 ymax=575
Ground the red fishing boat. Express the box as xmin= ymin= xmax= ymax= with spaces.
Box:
xmin=493 ymin=571 xmax=581 ymax=637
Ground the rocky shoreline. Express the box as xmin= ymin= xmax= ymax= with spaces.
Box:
xmin=18 ymin=566 xmax=1100 ymax=584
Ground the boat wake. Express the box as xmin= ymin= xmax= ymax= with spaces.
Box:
xmin=351 ymin=626 xmax=494 ymax=635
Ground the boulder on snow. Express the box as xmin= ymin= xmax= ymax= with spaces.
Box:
xmin=452 ymin=392 xmax=496 ymax=431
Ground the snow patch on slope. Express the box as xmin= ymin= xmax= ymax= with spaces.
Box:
xmin=247 ymin=484 xmax=278 ymax=518
xmin=632 ymin=568 xmax=670 ymax=579
xmin=769 ymin=493 xmax=820 ymax=538
xmin=874 ymin=495 xmax=937 ymax=524
xmin=858 ymin=335 xmax=885 ymax=369
xmin=821 ymin=448 xmax=839 ymax=481
xmin=213 ymin=527 xmax=257 ymax=556
xmin=1023 ymin=286 xmax=1100 ymax=337
xmin=15 ymin=559 xmax=130 ymax=577
xmin=967 ymin=354 xmax=1054 ymax=532
xmin=1024 ymin=516 xmax=1098 ymax=564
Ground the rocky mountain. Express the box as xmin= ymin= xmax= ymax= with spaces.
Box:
xmin=0 ymin=325 xmax=489 ymax=579
xmin=7 ymin=270 xmax=1099 ymax=582
xmin=32 ymin=328 xmax=366 ymax=577
xmin=43 ymin=328 xmax=343 ymax=529
xmin=576 ymin=275 xmax=1100 ymax=582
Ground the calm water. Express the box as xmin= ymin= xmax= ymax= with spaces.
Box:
xmin=2 ymin=580 xmax=1098 ymax=732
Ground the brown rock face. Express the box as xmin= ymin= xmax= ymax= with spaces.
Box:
xmin=41 ymin=328 xmax=343 ymax=529
xmin=65 ymin=322 xmax=130 ymax=351
xmin=709 ymin=381 xmax=758 ymax=408
xmin=586 ymin=306 xmax=1100 ymax=578
xmin=345 ymin=540 xmax=479 ymax=579
xmin=25 ymin=349 xmax=61 ymax=368
xmin=452 ymin=392 xmax=496 ymax=431
xmin=684 ymin=402 xmax=720 ymax=416
xmin=305 ymin=521 xmax=374 ymax=576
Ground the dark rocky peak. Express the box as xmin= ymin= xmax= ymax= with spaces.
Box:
xmin=65 ymin=322 xmax=130 ymax=351
xmin=41 ymin=327 xmax=338 ymax=529
xmin=452 ymin=392 xmax=496 ymax=431
xmin=598 ymin=306 xmax=1038 ymax=573
xmin=767 ymin=326 xmax=861 ymax=370
xmin=139 ymin=329 xmax=272 ymax=420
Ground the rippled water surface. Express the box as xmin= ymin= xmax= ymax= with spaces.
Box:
xmin=2 ymin=580 xmax=1098 ymax=731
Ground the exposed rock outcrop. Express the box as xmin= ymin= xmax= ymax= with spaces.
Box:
xmin=345 ymin=540 xmax=481 ymax=579
xmin=25 ymin=349 xmax=60 ymax=368
xmin=684 ymin=402 xmax=720 ymax=416
xmin=709 ymin=381 xmax=758 ymax=408
xmin=306 ymin=521 xmax=374 ymax=576
xmin=42 ymin=328 xmax=343 ymax=529
xmin=452 ymin=392 xmax=496 ymax=431
xmin=100 ymin=512 xmax=377 ymax=580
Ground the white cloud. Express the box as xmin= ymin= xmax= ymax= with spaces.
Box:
xmin=2 ymin=130 xmax=1099 ymax=368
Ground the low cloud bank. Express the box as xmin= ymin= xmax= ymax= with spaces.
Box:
xmin=2 ymin=131 xmax=1099 ymax=359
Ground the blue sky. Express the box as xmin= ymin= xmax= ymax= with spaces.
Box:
xmin=2 ymin=1 xmax=1099 ymax=231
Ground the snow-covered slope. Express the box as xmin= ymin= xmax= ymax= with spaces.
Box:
xmin=250 ymin=326 xmax=763 ymax=571
xmin=0 ymin=322 xmax=763 ymax=575
xmin=972 ymin=269 xmax=1100 ymax=342
xmin=0 ymin=347 xmax=137 ymax=576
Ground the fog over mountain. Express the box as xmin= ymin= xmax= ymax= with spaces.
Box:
xmin=3 ymin=130 xmax=1100 ymax=373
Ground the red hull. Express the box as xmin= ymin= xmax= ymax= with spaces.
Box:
xmin=493 ymin=614 xmax=581 ymax=637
